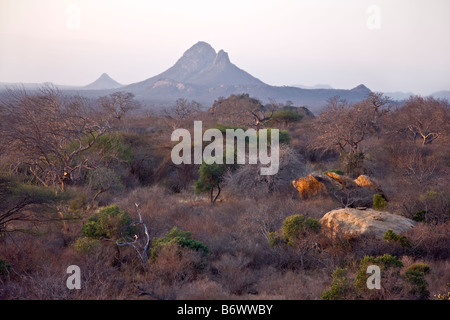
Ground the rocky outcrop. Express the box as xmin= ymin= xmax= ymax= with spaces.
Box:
xmin=292 ymin=173 xmax=387 ymax=207
xmin=320 ymin=208 xmax=416 ymax=240
xmin=292 ymin=174 xmax=327 ymax=198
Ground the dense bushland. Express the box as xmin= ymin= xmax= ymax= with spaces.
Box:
xmin=0 ymin=88 xmax=448 ymax=300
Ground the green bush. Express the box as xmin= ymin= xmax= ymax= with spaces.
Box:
xmin=84 ymin=132 xmax=134 ymax=164
xmin=281 ymin=214 xmax=321 ymax=245
xmin=268 ymin=109 xmax=303 ymax=127
xmin=373 ymin=194 xmax=388 ymax=210
xmin=267 ymin=232 xmax=283 ymax=247
xmin=321 ymin=268 xmax=355 ymax=300
xmin=412 ymin=210 xmax=427 ymax=222
xmin=81 ymin=205 xmax=137 ymax=241
xmin=383 ymin=229 xmax=412 ymax=248
xmin=404 ymin=264 xmax=430 ymax=299
xmin=406 ymin=263 xmax=430 ymax=274
xmin=73 ymin=237 xmax=101 ymax=254
xmin=268 ymin=214 xmax=322 ymax=247
xmin=0 ymin=258 xmax=11 ymax=276
xmin=150 ymin=227 xmax=209 ymax=261
xmin=354 ymin=254 xmax=403 ymax=292
xmin=261 ymin=129 xmax=290 ymax=145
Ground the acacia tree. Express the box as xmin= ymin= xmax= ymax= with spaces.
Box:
xmin=0 ymin=86 xmax=110 ymax=191
xmin=387 ymin=96 xmax=449 ymax=145
xmin=162 ymin=98 xmax=202 ymax=131
xmin=98 ymin=91 xmax=140 ymax=121
xmin=313 ymin=93 xmax=391 ymax=175
xmin=195 ymin=162 xmax=227 ymax=203
xmin=0 ymin=176 xmax=62 ymax=234
xmin=211 ymin=94 xmax=276 ymax=131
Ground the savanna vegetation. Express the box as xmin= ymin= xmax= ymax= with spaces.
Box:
xmin=0 ymin=88 xmax=448 ymax=300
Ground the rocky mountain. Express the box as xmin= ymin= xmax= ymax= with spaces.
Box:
xmin=121 ymin=42 xmax=373 ymax=113
xmin=84 ymin=73 xmax=123 ymax=90
xmin=0 ymin=42 xmax=385 ymax=113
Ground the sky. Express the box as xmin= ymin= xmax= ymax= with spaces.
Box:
xmin=0 ymin=0 xmax=449 ymax=95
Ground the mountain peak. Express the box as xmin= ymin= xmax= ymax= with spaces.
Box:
xmin=213 ymin=49 xmax=231 ymax=65
xmin=182 ymin=41 xmax=216 ymax=59
xmin=351 ymin=84 xmax=371 ymax=93
xmin=84 ymin=73 xmax=123 ymax=90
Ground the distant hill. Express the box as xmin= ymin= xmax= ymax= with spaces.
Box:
xmin=431 ymin=90 xmax=450 ymax=100
xmin=83 ymin=73 xmax=123 ymax=90
xmin=121 ymin=41 xmax=372 ymax=113
xmin=383 ymin=91 xmax=415 ymax=101
xmin=292 ymin=84 xmax=334 ymax=90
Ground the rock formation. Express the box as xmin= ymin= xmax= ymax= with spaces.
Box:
xmin=292 ymin=173 xmax=387 ymax=207
xmin=320 ymin=207 xmax=416 ymax=240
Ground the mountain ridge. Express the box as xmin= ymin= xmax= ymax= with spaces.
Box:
xmin=120 ymin=41 xmax=372 ymax=113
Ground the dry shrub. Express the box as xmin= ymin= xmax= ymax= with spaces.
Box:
xmin=256 ymin=267 xmax=330 ymax=299
xmin=407 ymin=222 xmax=450 ymax=260
xmin=176 ymin=278 xmax=229 ymax=300
xmin=210 ymin=252 xmax=258 ymax=295
xmin=138 ymin=243 xmax=205 ymax=300
xmin=224 ymin=145 xmax=307 ymax=198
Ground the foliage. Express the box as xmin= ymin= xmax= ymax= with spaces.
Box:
xmin=412 ymin=210 xmax=427 ymax=222
xmin=434 ymin=283 xmax=450 ymax=300
xmin=195 ymin=162 xmax=226 ymax=191
xmin=73 ymin=236 xmax=102 ymax=254
xmin=383 ymin=229 xmax=412 ymax=248
xmin=81 ymin=132 xmax=134 ymax=164
xmin=195 ymin=161 xmax=229 ymax=202
xmin=150 ymin=227 xmax=209 ymax=261
xmin=81 ymin=205 xmax=137 ymax=241
xmin=0 ymin=258 xmax=11 ymax=275
xmin=321 ymin=268 xmax=355 ymax=300
xmin=373 ymin=194 xmax=388 ymax=210
xmin=269 ymin=214 xmax=321 ymax=247
xmin=260 ymin=129 xmax=290 ymax=145
xmin=211 ymin=94 xmax=275 ymax=131
xmin=354 ymin=254 xmax=403 ymax=292
xmin=268 ymin=109 xmax=303 ymax=127
xmin=0 ymin=176 xmax=64 ymax=233
xmin=88 ymin=167 xmax=124 ymax=200
xmin=404 ymin=263 xmax=430 ymax=299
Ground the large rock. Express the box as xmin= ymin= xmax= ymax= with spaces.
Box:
xmin=292 ymin=174 xmax=327 ymax=199
xmin=320 ymin=208 xmax=416 ymax=240
xmin=292 ymin=173 xmax=387 ymax=207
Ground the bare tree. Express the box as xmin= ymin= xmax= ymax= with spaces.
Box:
xmin=211 ymin=94 xmax=276 ymax=131
xmin=98 ymin=91 xmax=140 ymax=121
xmin=312 ymin=93 xmax=391 ymax=174
xmin=0 ymin=86 xmax=110 ymax=191
xmin=386 ymin=96 xmax=449 ymax=145
xmin=116 ymin=203 xmax=151 ymax=266
xmin=163 ymin=98 xmax=201 ymax=130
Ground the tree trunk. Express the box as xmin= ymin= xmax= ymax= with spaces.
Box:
xmin=213 ymin=184 xmax=221 ymax=203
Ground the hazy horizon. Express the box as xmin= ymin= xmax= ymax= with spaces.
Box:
xmin=1 ymin=0 xmax=449 ymax=95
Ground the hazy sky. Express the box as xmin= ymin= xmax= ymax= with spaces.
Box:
xmin=1 ymin=0 xmax=449 ymax=95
